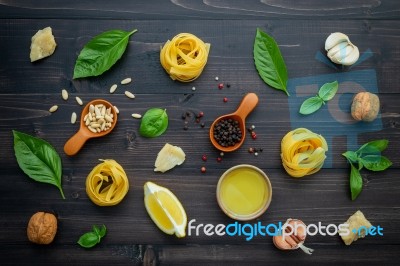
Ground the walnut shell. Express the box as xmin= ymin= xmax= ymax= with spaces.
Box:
xmin=351 ymin=92 xmax=380 ymax=122
xmin=27 ymin=212 xmax=57 ymax=244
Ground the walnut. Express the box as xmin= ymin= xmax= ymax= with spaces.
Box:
xmin=27 ymin=212 xmax=57 ymax=244
xmin=351 ymin=92 xmax=380 ymax=122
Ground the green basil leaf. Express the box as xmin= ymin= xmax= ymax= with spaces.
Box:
xmin=139 ymin=108 xmax=168 ymax=138
xmin=359 ymin=155 xmax=392 ymax=172
xmin=342 ymin=151 xmax=358 ymax=164
xmin=92 ymin=225 xmax=100 ymax=236
xmin=77 ymin=232 xmax=100 ymax=248
xmin=356 ymin=139 xmax=389 ymax=156
xmin=73 ymin=29 xmax=137 ymax=79
xmin=350 ymin=163 xmax=363 ymax=201
xmin=299 ymin=96 xmax=324 ymax=115
xmin=13 ymin=130 xmax=65 ymax=199
xmin=318 ymin=81 xmax=338 ymax=101
xmin=253 ymin=28 xmax=289 ymax=96
xmin=98 ymin=225 xmax=107 ymax=238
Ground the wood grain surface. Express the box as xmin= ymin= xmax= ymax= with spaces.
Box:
xmin=0 ymin=1 xmax=399 ymax=265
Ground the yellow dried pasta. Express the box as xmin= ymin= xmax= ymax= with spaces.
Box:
xmin=86 ymin=159 xmax=129 ymax=206
xmin=160 ymin=33 xmax=210 ymax=82
xmin=281 ymin=128 xmax=328 ymax=178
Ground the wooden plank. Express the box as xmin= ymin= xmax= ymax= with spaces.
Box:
xmin=0 ymin=0 xmax=399 ymax=20
xmin=1 ymin=167 xmax=399 ymax=245
xmin=0 ymin=19 xmax=400 ymax=94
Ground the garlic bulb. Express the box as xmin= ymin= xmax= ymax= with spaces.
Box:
xmin=325 ymin=32 xmax=359 ymax=66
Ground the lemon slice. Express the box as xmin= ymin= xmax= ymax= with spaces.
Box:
xmin=144 ymin=182 xmax=187 ymax=238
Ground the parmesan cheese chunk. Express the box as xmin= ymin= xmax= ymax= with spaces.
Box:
xmin=340 ymin=210 xmax=372 ymax=245
xmin=30 ymin=27 xmax=57 ymax=62
xmin=154 ymin=143 xmax=186 ymax=173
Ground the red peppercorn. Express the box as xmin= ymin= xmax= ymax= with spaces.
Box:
xmin=252 ymin=133 xmax=257 ymax=139
xmin=202 ymin=155 xmax=207 ymax=161
xmin=248 ymin=147 xmax=254 ymax=153
xmin=198 ymin=111 xmax=204 ymax=117
xmin=201 ymin=166 xmax=206 ymax=173
xmin=217 ymin=157 xmax=222 ymax=162
xmin=251 ymin=131 xmax=256 ymax=136
xmin=223 ymin=97 xmax=228 ymax=102
xmin=218 ymin=83 xmax=224 ymax=89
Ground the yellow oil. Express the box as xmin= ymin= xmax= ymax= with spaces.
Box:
xmin=219 ymin=167 xmax=269 ymax=216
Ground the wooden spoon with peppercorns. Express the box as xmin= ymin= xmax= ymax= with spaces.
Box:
xmin=209 ymin=93 xmax=258 ymax=152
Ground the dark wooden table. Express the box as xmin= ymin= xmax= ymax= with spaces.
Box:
xmin=1 ymin=1 xmax=399 ymax=265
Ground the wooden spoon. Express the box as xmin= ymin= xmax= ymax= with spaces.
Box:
xmin=64 ymin=99 xmax=117 ymax=156
xmin=209 ymin=93 xmax=259 ymax=152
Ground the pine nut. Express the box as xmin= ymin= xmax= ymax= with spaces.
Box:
xmin=71 ymin=112 xmax=77 ymax=124
xmin=90 ymin=123 xmax=101 ymax=128
xmin=61 ymin=89 xmax=68 ymax=100
xmin=131 ymin=113 xmax=142 ymax=119
xmin=113 ymin=106 xmax=120 ymax=114
xmin=88 ymin=126 xmax=97 ymax=133
xmin=89 ymin=104 xmax=95 ymax=113
xmin=76 ymin=96 xmax=83 ymax=106
xmin=110 ymin=84 xmax=118 ymax=93
xmin=105 ymin=114 xmax=113 ymax=123
xmin=121 ymin=78 xmax=132 ymax=85
xmin=49 ymin=105 xmax=58 ymax=113
xmin=125 ymin=91 xmax=135 ymax=99
xmin=94 ymin=106 xmax=101 ymax=117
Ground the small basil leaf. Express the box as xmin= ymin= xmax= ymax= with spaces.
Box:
xmin=342 ymin=151 xmax=358 ymax=164
xmin=299 ymin=96 xmax=324 ymax=115
xmin=92 ymin=225 xmax=100 ymax=236
xmin=13 ymin=130 xmax=65 ymax=199
xmin=350 ymin=163 xmax=363 ymax=201
xmin=73 ymin=29 xmax=137 ymax=79
xmin=318 ymin=81 xmax=338 ymax=101
xmin=139 ymin=108 xmax=168 ymax=138
xmin=98 ymin=225 xmax=107 ymax=238
xmin=253 ymin=28 xmax=289 ymax=95
xmin=359 ymin=155 xmax=392 ymax=171
xmin=77 ymin=232 xmax=100 ymax=248
xmin=356 ymin=139 xmax=388 ymax=155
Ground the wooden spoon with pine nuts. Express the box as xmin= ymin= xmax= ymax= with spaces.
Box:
xmin=64 ymin=99 xmax=118 ymax=156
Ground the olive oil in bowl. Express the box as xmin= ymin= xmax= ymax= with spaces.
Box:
xmin=216 ymin=164 xmax=272 ymax=221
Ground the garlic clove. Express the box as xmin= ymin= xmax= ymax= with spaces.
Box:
xmin=327 ymin=42 xmax=348 ymax=59
xmin=340 ymin=45 xmax=360 ymax=65
xmin=330 ymin=44 xmax=355 ymax=63
xmin=325 ymin=32 xmax=350 ymax=51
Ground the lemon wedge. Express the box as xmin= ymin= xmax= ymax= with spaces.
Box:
xmin=144 ymin=181 xmax=187 ymax=238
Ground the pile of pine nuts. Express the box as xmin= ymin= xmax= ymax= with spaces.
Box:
xmin=84 ymin=104 xmax=114 ymax=133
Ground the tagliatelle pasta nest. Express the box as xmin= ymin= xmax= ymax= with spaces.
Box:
xmin=160 ymin=33 xmax=210 ymax=82
xmin=281 ymin=128 xmax=328 ymax=178
xmin=86 ymin=159 xmax=129 ymax=206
